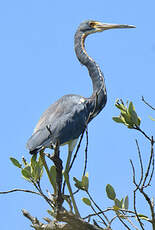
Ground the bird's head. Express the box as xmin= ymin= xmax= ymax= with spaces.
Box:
xmin=78 ymin=20 xmax=136 ymax=35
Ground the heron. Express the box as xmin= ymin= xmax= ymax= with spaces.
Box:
xmin=26 ymin=20 xmax=135 ymax=215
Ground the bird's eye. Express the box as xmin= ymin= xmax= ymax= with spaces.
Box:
xmin=89 ymin=22 xmax=96 ymax=28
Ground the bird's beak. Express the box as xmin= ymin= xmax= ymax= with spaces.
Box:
xmin=94 ymin=22 xmax=136 ymax=31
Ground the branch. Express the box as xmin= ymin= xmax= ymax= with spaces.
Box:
xmin=142 ymin=96 xmax=155 ymax=110
xmin=83 ymin=129 xmax=88 ymax=177
xmin=133 ymin=125 xmax=153 ymax=143
xmin=0 ymin=188 xmax=40 ymax=195
xmin=22 ymin=209 xmax=102 ymax=230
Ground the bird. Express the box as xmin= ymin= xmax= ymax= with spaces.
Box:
xmin=26 ymin=20 xmax=135 ymax=215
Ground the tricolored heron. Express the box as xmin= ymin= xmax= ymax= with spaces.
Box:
xmin=26 ymin=20 xmax=135 ymax=215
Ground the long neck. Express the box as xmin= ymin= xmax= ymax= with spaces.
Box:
xmin=74 ymin=30 xmax=107 ymax=117
xmin=74 ymin=30 xmax=106 ymax=97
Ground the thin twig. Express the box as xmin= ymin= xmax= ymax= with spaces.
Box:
xmin=143 ymin=137 xmax=154 ymax=188
xmin=142 ymin=96 xmax=155 ymax=110
xmin=87 ymin=191 xmax=109 ymax=227
xmin=135 ymin=140 xmax=144 ymax=187
xmin=116 ymin=214 xmax=131 ymax=230
xmin=83 ymin=208 xmax=138 ymax=220
xmin=62 ymin=130 xmax=85 ymax=194
xmin=122 ymin=213 xmax=139 ymax=230
xmin=83 ymin=128 xmax=88 ymax=177
xmin=142 ymin=137 xmax=154 ymax=188
xmin=147 ymin=142 xmax=154 ymax=186
xmin=32 ymin=179 xmax=54 ymax=209
xmin=139 ymin=189 xmax=155 ymax=229
xmin=69 ymin=130 xmax=85 ymax=173
xmin=0 ymin=188 xmax=40 ymax=195
xmin=130 ymin=160 xmax=145 ymax=229
xmin=133 ymin=125 xmax=153 ymax=143
xmin=90 ymin=204 xmax=106 ymax=227
xmin=130 ymin=159 xmax=138 ymax=187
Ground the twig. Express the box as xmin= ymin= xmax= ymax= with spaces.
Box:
xmin=120 ymin=211 xmax=140 ymax=230
xmin=31 ymin=179 xmax=54 ymax=209
xmin=142 ymin=137 xmax=154 ymax=187
xmin=142 ymin=96 xmax=155 ymax=110
xmin=87 ymin=191 xmax=109 ymax=227
xmin=69 ymin=131 xmax=85 ymax=173
xmin=0 ymin=188 xmax=40 ymax=195
xmin=116 ymin=214 xmax=131 ymax=230
xmin=134 ymin=125 xmax=153 ymax=143
xmin=83 ymin=208 xmax=138 ymax=220
xmin=139 ymin=189 xmax=155 ymax=228
xmin=90 ymin=204 xmax=106 ymax=227
xmin=62 ymin=131 xmax=85 ymax=195
xmin=146 ymin=138 xmax=154 ymax=187
xmin=130 ymin=160 xmax=145 ymax=229
xmin=83 ymin=128 xmax=88 ymax=177
xmin=130 ymin=160 xmax=138 ymax=187
xmin=135 ymin=140 xmax=143 ymax=187
xmin=142 ymin=137 xmax=154 ymax=188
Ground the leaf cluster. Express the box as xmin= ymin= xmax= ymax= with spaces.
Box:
xmin=106 ymin=184 xmax=129 ymax=210
xmin=10 ymin=155 xmax=43 ymax=182
xmin=73 ymin=172 xmax=89 ymax=192
xmin=113 ymin=99 xmax=141 ymax=129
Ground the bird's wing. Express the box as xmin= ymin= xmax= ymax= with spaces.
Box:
xmin=26 ymin=95 xmax=89 ymax=153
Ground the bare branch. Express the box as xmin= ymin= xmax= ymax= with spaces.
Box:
xmin=142 ymin=137 xmax=154 ymax=188
xmin=142 ymin=96 xmax=155 ymax=110
xmin=0 ymin=188 xmax=40 ymax=195
xmin=116 ymin=213 xmax=131 ymax=230
xmin=83 ymin=128 xmax=88 ymax=177
xmin=87 ymin=191 xmax=109 ymax=227
xmin=130 ymin=160 xmax=138 ymax=187
xmin=135 ymin=140 xmax=144 ymax=187
xmin=133 ymin=125 xmax=153 ymax=143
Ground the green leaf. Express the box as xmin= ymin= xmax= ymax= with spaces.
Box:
xmin=31 ymin=154 xmax=37 ymax=170
xmin=32 ymin=163 xmax=43 ymax=181
xmin=128 ymin=102 xmax=140 ymax=126
xmin=114 ymin=198 xmax=122 ymax=208
xmin=137 ymin=214 xmax=150 ymax=221
xmin=128 ymin=101 xmax=135 ymax=115
xmin=123 ymin=196 xmax=129 ymax=210
xmin=10 ymin=157 xmax=22 ymax=168
xmin=120 ymin=198 xmax=124 ymax=207
xmin=115 ymin=101 xmax=127 ymax=112
xmin=21 ymin=165 xmax=32 ymax=181
xmin=82 ymin=172 xmax=89 ymax=191
xmin=112 ymin=116 xmax=125 ymax=124
xmin=38 ymin=155 xmax=44 ymax=168
xmin=121 ymin=112 xmax=133 ymax=126
xmin=82 ymin=197 xmax=91 ymax=206
xmin=73 ymin=177 xmax=83 ymax=190
xmin=106 ymin=184 xmax=116 ymax=200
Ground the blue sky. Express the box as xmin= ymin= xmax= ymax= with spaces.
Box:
xmin=0 ymin=0 xmax=155 ymax=229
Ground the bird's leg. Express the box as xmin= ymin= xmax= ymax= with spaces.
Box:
xmin=63 ymin=139 xmax=80 ymax=217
